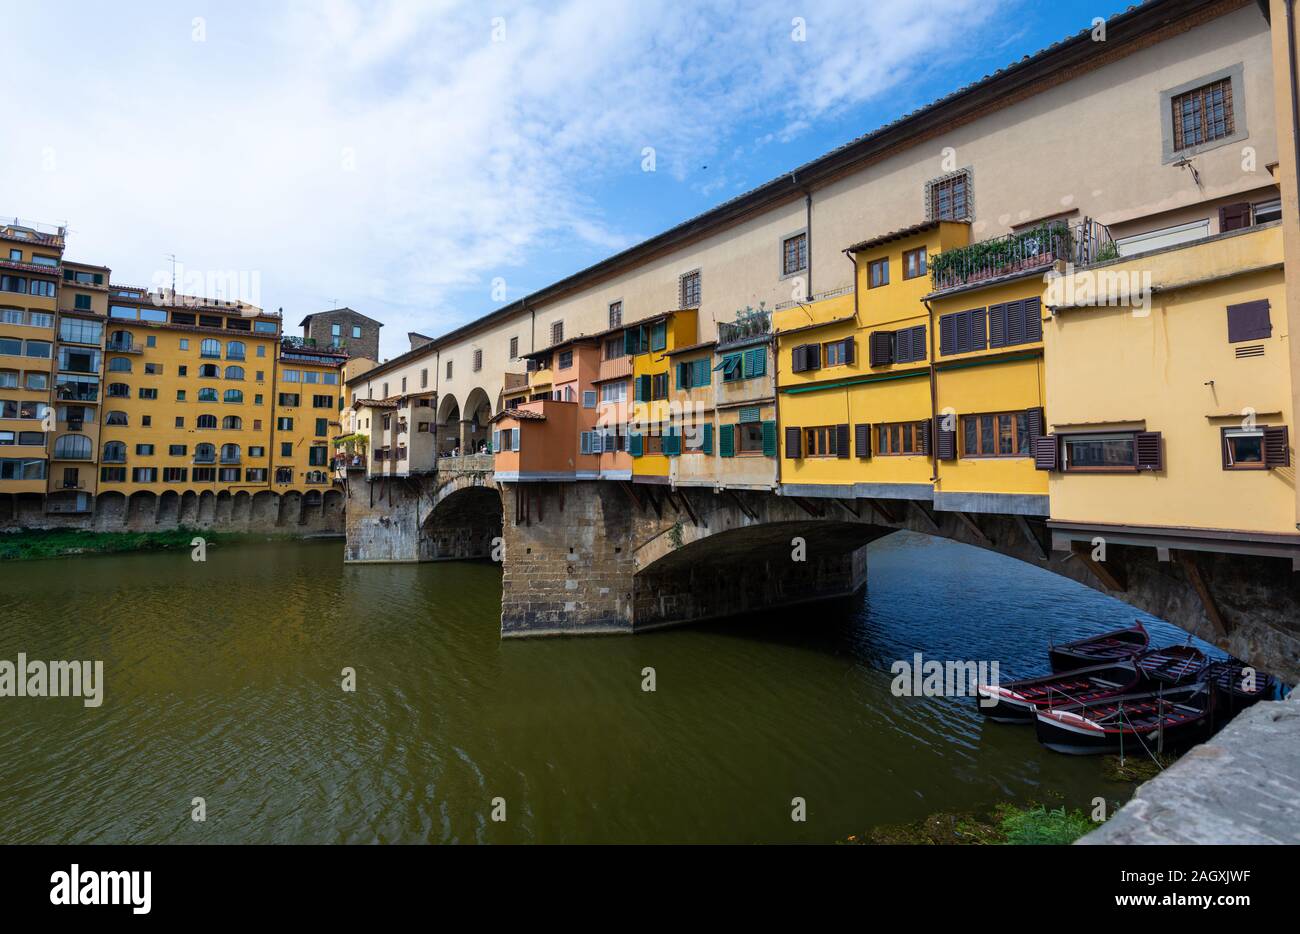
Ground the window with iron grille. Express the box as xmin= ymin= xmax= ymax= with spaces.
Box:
xmin=608 ymin=301 xmax=622 ymax=329
xmin=509 ymin=336 xmax=518 ymax=359
xmin=679 ymin=270 xmax=701 ymax=308
xmin=782 ymin=233 xmax=807 ymax=276
xmin=1172 ymin=78 xmax=1233 ymax=152
xmin=473 ymin=348 xmax=482 ymax=372
xmin=551 ymin=320 xmax=563 ymax=345
xmin=446 ymin=360 xmax=453 ymax=379
xmin=928 ymin=170 xmax=970 ymax=221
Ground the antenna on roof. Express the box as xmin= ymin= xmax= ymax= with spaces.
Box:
xmin=165 ymin=253 xmax=177 ymax=296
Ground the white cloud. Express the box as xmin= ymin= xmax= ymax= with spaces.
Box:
xmin=0 ymin=0 xmax=1011 ymax=358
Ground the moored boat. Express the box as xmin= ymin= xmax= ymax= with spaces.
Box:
xmin=1205 ymin=659 xmax=1275 ymax=716
xmin=1048 ymin=621 xmax=1148 ymax=672
xmin=1034 ymin=682 xmax=1215 ymax=755
xmin=1134 ymin=644 xmax=1207 ymax=686
xmin=976 ymin=659 xmax=1142 ymax=723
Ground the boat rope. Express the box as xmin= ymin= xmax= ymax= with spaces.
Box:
xmin=1116 ymin=706 xmax=1166 ymax=771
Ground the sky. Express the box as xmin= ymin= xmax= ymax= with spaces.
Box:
xmin=0 ymin=0 xmax=1128 ymax=360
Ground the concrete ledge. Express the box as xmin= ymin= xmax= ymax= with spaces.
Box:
xmin=1078 ymin=699 xmax=1300 ymax=845
xmin=934 ymin=491 xmax=1049 ymax=516
xmin=780 ymin=482 xmax=934 ymax=500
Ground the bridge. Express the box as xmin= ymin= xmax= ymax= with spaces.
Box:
xmin=342 ymin=455 xmax=1300 ymax=684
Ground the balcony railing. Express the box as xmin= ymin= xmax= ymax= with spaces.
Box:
xmin=106 ymin=341 xmax=142 ymax=353
xmin=718 ymin=307 xmax=771 ymax=347
xmin=929 ymin=218 xmax=1113 ymax=293
xmin=220 ymin=455 xmax=241 ymax=465
xmin=193 ymin=455 xmax=216 ymax=464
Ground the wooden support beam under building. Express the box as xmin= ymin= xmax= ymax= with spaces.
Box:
xmin=675 ymin=489 xmax=701 ymax=527
xmin=1177 ymin=551 xmax=1229 ymax=636
xmin=866 ymin=499 xmax=898 ymax=524
xmin=835 ymin=498 xmax=860 ymax=519
xmin=792 ymin=497 xmax=824 ymax=518
xmin=725 ymin=489 xmax=758 ymax=521
xmin=952 ymin=511 xmax=991 ymax=547
xmin=910 ymin=501 xmax=940 ymax=532
xmin=1071 ymin=541 xmax=1126 ymax=592
xmin=1015 ymin=515 xmax=1048 ymax=561
xmin=618 ymin=480 xmax=643 ymax=512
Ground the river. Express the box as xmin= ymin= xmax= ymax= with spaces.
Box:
xmin=0 ymin=531 xmax=1219 ymax=843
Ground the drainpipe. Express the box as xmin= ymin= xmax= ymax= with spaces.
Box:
xmin=1285 ymin=0 xmax=1300 ymax=528
xmin=804 ymin=188 xmax=813 ymax=298
xmin=923 ymin=298 xmax=939 ymax=484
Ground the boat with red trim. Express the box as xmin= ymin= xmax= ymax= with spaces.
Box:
xmin=976 ymin=659 xmax=1142 ymax=723
xmin=1048 ymin=621 xmax=1148 ymax=672
xmin=1134 ymin=644 xmax=1208 ymax=686
xmin=1034 ymin=682 xmax=1215 ymax=755
xmin=1205 ymin=659 xmax=1274 ymax=716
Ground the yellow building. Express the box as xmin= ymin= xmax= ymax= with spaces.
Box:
xmin=628 ymin=309 xmax=697 ymax=483
xmin=0 ymin=219 xmax=62 ymax=500
xmin=1042 ymin=221 xmax=1293 ymax=548
xmin=273 ymin=339 xmax=347 ymax=488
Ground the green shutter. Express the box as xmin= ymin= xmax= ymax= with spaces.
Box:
xmin=761 ymin=420 xmax=777 ymax=457
xmin=677 ymin=362 xmax=689 ymax=390
xmin=719 ymin=424 xmax=735 ymax=457
xmin=650 ymin=322 xmax=667 ymax=351
xmin=744 ymin=348 xmax=766 ymax=378
xmin=694 ymin=358 xmax=710 ymax=386
xmin=664 ymin=428 xmax=680 ymax=457
xmin=635 ymin=374 xmax=651 ymax=402
xmin=624 ymin=329 xmax=637 ymax=355
xmin=739 ymin=406 xmax=760 ymax=423
xmin=702 ymin=423 xmax=713 ymax=454
xmin=629 ymin=433 xmax=643 ymax=457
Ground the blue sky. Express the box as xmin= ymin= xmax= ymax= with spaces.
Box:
xmin=0 ymin=0 xmax=1128 ymax=359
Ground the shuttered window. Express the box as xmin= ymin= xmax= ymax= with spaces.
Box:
xmin=1218 ymin=202 xmax=1251 ymax=233
xmin=624 ymin=327 xmax=645 ymax=355
xmin=938 ymin=308 xmax=986 ymax=356
xmin=875 ymin=421 xmax=928 ymax=455
xmin=803 ymin=424 xmax=848 ymax=457
xmin=988 ymin=298 xmax=1042 ymax=348
xmin=551 ymin=321 xmax=563 ymax=345
xmin=662 ymin=427 xmax=681 ymax=457
xmin=649 ymin=322 xmax=667 ymax=351
xmin=783 ymin=425 xmax=801 ymax=459
xmin=1223 ymin=426 xmax=1288 ymax=469
xmin=823 ymin=337 xmax=854 ymax=367
xmin=868 ymin=331 xmax=893 ymax=367
xmin=854 ymin=423 xmax=871 ymax=458
xmin=651 ymin=373 xmax=668 ymax=400
xmin=743 ymin=347 xmax=767 ymax=377
xmin=894 ymin=325 xmax=926 ymax=363
xmin=790 ymin=343 xmax=822 ymax=373
xmin=761 ymin=420 xmax=777 ymax=457
xmin=736 ymin=422 xmax=766 ymax=454
xmin=1033 ymin=435 xmax=1058 ymax=471
xmin=1226 ymin=300 xmax=1271 ymax=343
xmin=719 ymin=424 xmax=735 ymax=457
xmin=1059 ymin=431 xmax=1161 ymax=471
xmin=960 ymin=411 xmax=1032 ymax=457
xmin=634 ymin=374 xmax=652 ymax=402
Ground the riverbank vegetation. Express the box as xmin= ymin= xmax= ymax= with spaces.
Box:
xmin=842 ymin=802 xmax=1101 ymax=845
xmin=0 ymin=527 xmax=338 ymax=561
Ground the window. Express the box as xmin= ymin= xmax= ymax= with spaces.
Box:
xmin=938 ymin=308 xmax=987 ymax=356
xmin=551 ymin=320 xmax=564 ymax=345
xmin=623 ymin=327 xmax=645 ymax=356
xmin=961 ymin=412 xmax=1031 ymax=457
xmin=600 ymin=381 xmax=627 ymax=404
xmin=60 ymin=318 xmax=102 ymax=344
xmin=193 ymin=468 xmax=216 ymax=482
xmin=804 ymin=425 xmax=846 ymax=457
xmin=679 ymin=270 xmax=701 ymax=308
xmin=823 ymin=337 xmax=854 ymax=367
xmin=200 ymin=338 xmax=221 ymax=358
xmin=131 ymin=467 xmax=158 ymax=483
xmin=280 ymin=442 xmax=293 ymax=457
xmin=651 ymin=373 xmax=669 ymax=400
xmin=509 ymin=337 xmax=518 ymax=359
xmin=220 ymin=444 xmax=241 ymax=463
xmin=25 ymin=372 xmax=46 ymax=390
xmin=222 ymin=416 xmax=242 ymax=430
xmin=277 ymin=417 xmax=293 ymax=431
xmin=226 ymin=342 xmax=245 ymax=360
xmin=175 ymin=417 xmax=185 ymax=428
xmin=197 ymin=388 xmax=218 ymax=402
xmin=782 ymin=233 xmax=807 ymax=276
xmin=877 ymin=421 xmax=928 ymax=456
xmin=199 ymin=363 xmax=219 ymax=379
xmin=100 ymin=467 xmax=126 ymax=483
xmin=331 ymin=323 xmax=341 ymax=338
xmin=352 ymin=325 xmax=361 ymax=339
xmin=146 ymin=335 xmax=157 ymax=347
xmin=736 ymin=422 xmax=767 ymax=454
xmin=24 ymin=340 xmax=51 ymax=358
xmin=604 ymin=336 xmax=624 ymax=360
xmin=73 ymin=294 xmax=92 ymax=311
xmin=649 ymin=322 xmax=667 ymax=352
xmin=102 ymin=441 xmax=127 ymax=463
xmin=582 ymin=390 xmax=597 ymax=409
xmin=139 ymin=388 xmax=158 ymax=400
xmin=399 ymin=376 xmax=405 ymax=392
xmin=106 ymin=411 xmax=128 ymax=426
xmin=146 ymin=363 xmax=163 ymax=375
xmin=1171 ymin=78 xmax=1233 ymax=152
xmin=988 ymin=298 xmax=1043 ymax=349
xmin=194 ymin=443 xmax=217 ymax=463
xmin=308 ymin=445 xmax=328 ymax=466
xmin=1222 ymin=426 xmax=1290 ymax=470
xmin=558 ymin=350 xmax=573 ymax=370
xmin=196 ymin=415 xmax=217 ymax=430
xmin=54 ymin=435 xmax=92 ymax=459
xmin=279 ymin=393 xmax=300 ymax=407
xmin=789 ymin=344 xmax=821 ymax=373
xmin=869 ymin=326 xmax=926 ymax=365
xmin=928 ymin=170 xmax=970 ymax=221
xmin=1059 ymin=432 xmax=1163 ymax=472
xmin=1226 ymin=299 xmax=1271 ymax=343
xmin=445 ymin=360 xmax=453 ymax=379
xmin=903 ymin=247 xmax=927 ymax=280
xmin=225 ymin=366 xmax=244 ymax=380
xmin=473 ymin=349 xmax=483 ymax=372
xmin=676 ymin=357 xmax=711 ymax=390
xmin=609 ymin=301 xmax=622 ymax=329
xmin=868 ymin=258 xmax=889 ymax=288
xmin=313 ymin=394 xmax=332 ymax=408
xmin=315 ymin=418 xmax=328 ymax=436
xmin=28 ymin=312 xmax=53 ymax=329
xmin=169 ymin=445 xmax=187 ymax=456
xmin=135 ymin=443 xmax=155 ymax=456
xmin=164 ymin=467 xmax=187 ymax=483
xmin=179 ymin=339 xmax=189 ymax=350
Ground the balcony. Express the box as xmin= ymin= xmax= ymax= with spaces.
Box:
xmin=929 ymin=218 xmax=1113 ymax=293
xmin=193 ymin=455 xmax=216 ymax=465
xmin=597 ymin=355 xmax=633 ymax=383
xmin=220 ymin=456 xmax=241 ymax=465
xmin=106 ymin=341 xmax=142 ymax=354
xmin=717 ymin=306 xmax=772 ymax=347
xmin=56 ymin=385 xmax=99 ymax=403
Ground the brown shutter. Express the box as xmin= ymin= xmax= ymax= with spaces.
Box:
xmin=836 ymin=424 xmax=850 ymax=458
xmin=988 ymin=303 xmax=1007 ymax=348
xmin=1218 ymin=202 xmax=1251 ymax=233
xmin=1264 ymin=425 xmax=1291 ymax=467
xmin=855 ymin=423 xmax=871 ymax=458
xmin=919 ymin=420 xmax=931 ymax=456
xmin=935 ymin=418 xmax=957 ymax=461
xmin=868 ymin=331 xmax=893 ymax=366
xmin=842 ymin=336 xmax=855 ymax=365
xmin=1026 ymin=406 xmax=1045 ymax=441
xmin=806 ymin=343 xmax=821 ymax=370
xmin=1033 ymin=434 xmax=1058 ymax=471
xmin=1135 ymin=431 xmax=1163 ymax=471
xmin=1226 ymin=300 xmax=1272 ymax=343
xmin=1024 ymin=297 xmax=1043 ymax=342
xmin=790 ymin=345 xmax=804 ymax=373
xmin=784 ymin=426 xmax=802 ymax=459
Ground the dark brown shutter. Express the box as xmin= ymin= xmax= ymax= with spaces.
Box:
xmin=1218 ymin=202 xmax=1251 ymax=232
xmin=855 ymin=423 xmax=871 ymax=458
xmin=971 ymin=307 xmax=987 ymax=351
xmin=1226 ymin=300 xmax=1272 ymax=343
xmin=935 ymin=417 xmax=957 ymax=461
xmin=790 ymin=345 xmax=804 ymax=373
xmin=836 ymin=424 xmax=850 ymax=458
xmin=1264 ymin=425 xmax=1291 ymax=467
xmin=1033 ymin=434 xmax=1058 ymax=471
xmin=1135 ymin=431 xmax=1163 ymax=471
xmin=784 ymin=426 xmax=802 ymax=459
xmin=988 ymin=303 xmax=1007 ymax=348
xmin=1026 ymin=406 xmax=1045 ymax=441
xmin=842 ymin=336 xmax=855 ymax=365
xmin=868 ymin=331 xmax=892 ymax=366
xmin=1024 ymin=297 xmax=1043 ymax=342
xmin=939 ymin=313 xmax=956 ymax=356
xmin=919 ymin=420 xmax=931 ymax=456
xmin=806 ymin=343 xmax=821 ymax=370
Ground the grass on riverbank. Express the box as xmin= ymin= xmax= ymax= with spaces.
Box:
xmin=0 ymin=527 xmax=340 ymax=561
xmin=842 ymin=802 xmax=1102 ymax=845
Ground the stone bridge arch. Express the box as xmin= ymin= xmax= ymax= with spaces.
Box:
xmin=419 ymin=469 xmax=502 ymax=561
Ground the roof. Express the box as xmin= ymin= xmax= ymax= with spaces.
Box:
xmin=665 ymin=339 xmax=718 ymax=356
xmin=490 ymin=407 xmax=547 ymax=424
xmin=349 ymin=0 xmax=1222 ymax=385
xmin=776 ymin=314 xmax=857 ymax=337
xmin=520 ymin=311 xmax=674 ymax=361
xmin=300 ymin=307 xmax=382 ymax=328
xmin=354 ymin=398 xmax=399 ymax=409
xmin=846 ymin=219 xmax=960 ymax=253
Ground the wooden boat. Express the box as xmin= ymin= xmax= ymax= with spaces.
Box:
xmin=1034 ymin=682 xmax=1215 ymax=755
xmin=1205 ymin=659 xmax=1274 ymax=716
xmin=976 ymin=659 xmax=1142 ymax=723
xmin=1134 ymin=644 xmax=1207 ymax=686
xmin=1048 ymin=621 xmax=1148 ymax=672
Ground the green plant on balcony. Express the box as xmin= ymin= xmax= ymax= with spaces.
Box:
xmin=930 ymin=220 xmax=1074 ymax=289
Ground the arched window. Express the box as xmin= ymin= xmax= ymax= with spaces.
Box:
xmin=102 ymin=440 xmax=127 ymax=463
xmin=200 ymin=338 xmax=221 ymax=358
xmin=224 ymin=365 xmax=244 ymax=380
xmin=306 ymin=470 xmax=328 ymax=484
xmin=107 ymin=382 xmax=130 ymax=398
xmin=220 ymin=444 xmax=241 ymax=463
xmin=194 ymin=443 xmax=216 ymax=463
xmin=107 ymin=357 xmax=132 ymax=373
xmin=223 ymin=389 xmax=243 ymax=404
xmin=275 ymin=467 xmax=293 ymax=483
xmin=198 ymin=363 xmax=219 ymax=378
xmin=53 ymin=434 xmax=91 ymax=459
xmin=196 ymin=414 xmax=217 ymax=430
xmin=197 ymin=388 xmax=218 ymax=402
xmin=108 ymin=331 xmax=132 ymax=351
xmin=105 ymin=411 xmax=128 ymax=426
xmin=222 ymin=415 xmax=242 ymax=430
xmin=226 ymin=341 xmax=245 ymax=361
